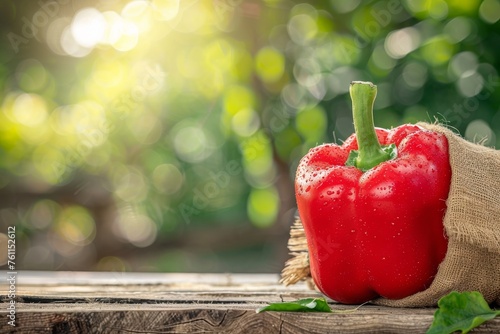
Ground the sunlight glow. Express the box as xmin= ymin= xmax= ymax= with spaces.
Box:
xmin=111 ymin=20 xmax=139 ymax=52
xmin=62 ymin=7 xmax=141 ymax=55
xmin=121 ymin=0 xmax=154 ymax=33
xmin=61 ymin=26 xmax=92 ymax=57
xmin=71 ymin=8 xmax=106 ymax=48
xmin=101 ymin=11 xmax=125 ymax=45
xmin=152 ymin=0 xmax=180 ymax=21
xmin=12 ymin=93 xmax=48 ymax=127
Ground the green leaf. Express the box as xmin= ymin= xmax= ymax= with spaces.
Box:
xmin=257 ymin=298 xmax=332 ymax=313
xmin=427 ymin=291 xmax=500 ymax=334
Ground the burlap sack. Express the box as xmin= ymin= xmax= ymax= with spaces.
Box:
xmin=282 ymin=123 xmax=500 ymax=307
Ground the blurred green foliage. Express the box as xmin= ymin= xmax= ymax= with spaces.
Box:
xmin=0 ymin=0 xmax=499 ymax=272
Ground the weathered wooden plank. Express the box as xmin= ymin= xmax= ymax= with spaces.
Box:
xmin=7 ymin=271 xmax=314 ymax=305
xmin=4 ymin=305 xmax=500 ymax=334
xmin=8 ymin=271 xmax=290 ymax=287
xmin=1 ymin=271 xmax=499 ymax=333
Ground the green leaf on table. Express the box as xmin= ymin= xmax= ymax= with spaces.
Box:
xmin=257 ymin=297 xmax=332 ymax=313
xmin=427 ymin=291 xmax=500 ymax=334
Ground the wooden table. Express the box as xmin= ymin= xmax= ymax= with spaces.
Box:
xmin=1 ymin=271 xmax=499 ymax=333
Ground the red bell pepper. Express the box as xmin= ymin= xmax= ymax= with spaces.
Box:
xmin=295 ymin=81 xmax=451 ymax=304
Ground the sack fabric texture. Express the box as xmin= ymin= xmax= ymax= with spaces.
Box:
xmin=376 ymin=123 xmax=500 ymax=307
xmin=283 ymin=123 xmax=500 ymax=307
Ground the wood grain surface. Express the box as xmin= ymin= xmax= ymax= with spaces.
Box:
xmin=1 ymin=271 xmax=499 ymax=333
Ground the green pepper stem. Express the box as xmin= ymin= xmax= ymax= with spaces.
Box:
xmin=349 ymin=81 xmax=394 ymax=171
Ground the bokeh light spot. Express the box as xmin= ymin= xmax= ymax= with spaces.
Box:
xmin=295 ymin=105 xmax=327 ymax=142
xmin=57 ymin=206 xmax=96 ymax=246
xmin=96 ymin=256 xmax=128 ymax=271
xmin=114 ymin=168 xmax=149 ymax=202
xmin=61 ymin=25 xmax=92 ymax=57
xmin=255 ymin=47 xmax=285 ymax=83
xmin=46 ymin=17 xmax=71 ymax=56
xmin=402 ymin=62 xmax=428 ymax=89
xmin=428 ymin=0 xmax=449 ymax=19
xmin=479 ymin=0 xmax=500 ymax=23
xmin=420 ymin=36 xmax=455 ymax=67
xmin=114 ymin=212 xmax=157 ymax=247
xmin=274 ymin=126 xmax=302 ymax=160
xmin=288 ymin=14 xmax=318 ymax=45
xmin=242 ymin=134 xmax=276 ymax=188
xmin=457 ymin=71 xmax=483 ymax=97
xmin=224 ymin=86 xmax=255 ymax=116
xmin=111 ymin=20 xmax=139 ymax=52
xmin=32 ymin=146 xmax=67 ymax=184
xmin=329 ymin=0 xmax=361 ymax=13
xmin=152 ymin=0 xmax=180 ymax=21
xmin=450 ymin=51 xmax=478 ymax=79
xmin=465 ymin=119 xmax=495 ymax=146
xmin=30 ymin=200 xmax=60 ymax=230
xmin=447 ymin=0 xmax=481 ymax=15
xmin=168 ymin=1 xmax=208 ymax=33
xmin=173 ymin=124 xmax=213 ymax=163
xmin=204 ymin=39 xmax=234 ymax=71
xmin=331 ymin=36 xmax=361 ymax=65
xmin=385 ymin=27 xmax=421 ymax=59
xmin=444 ymin=17 xmax=472 ymax=43
xmin=281 ymin=83 xmax=317 ymax=109
xmin=16 ymin=59 xmax=48 ymax=92
xmin=101 ymin=11 xmax=125 ymax=45
xmin=71 ymin=8 xmax=106 ymax=48
xmin=232 ymin=108 xmax=261 ymax=137
xmin=12 ymin=93 xmax=48 ymax=127
xmin=122 ymin=0 xmax=154 ymax=33
xmin=293 ymin=58 xmax=321 ymax=88
xmin=152 ymin=164 xmax=183 ymax=195
xmin=247 ymin=187 xmax=279 ymax=228
xmin=371 ymin=43 xmax=397 ymax=71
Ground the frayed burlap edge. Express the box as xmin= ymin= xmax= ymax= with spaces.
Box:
xmin=279 ymin=219 xmax=316 ymax=290
xmin=281 ymin=122 xmax=500 ymax=307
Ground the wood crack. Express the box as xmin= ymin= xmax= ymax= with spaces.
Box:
xmin=16 ymin=295 xmax=260 ymax=306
